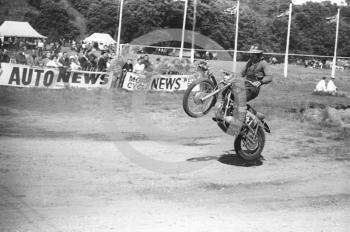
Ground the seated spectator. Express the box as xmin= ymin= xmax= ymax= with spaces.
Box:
xmin=58 ymin=52 xmax=70 ymax=67
xmin=326 ymin=77 xmax=337 ymax=94
xmin=133 ymin=58 xmax=145 ymax=74
xmin=122 ymin=59 xmax=134 ymax=72
xmin=15 ymin=50 xmax=27 ymax=65
xmin=314 ymin=77 xmax=327 ymax=92
xmin=46 ymin=55 xmax=60 ymax=68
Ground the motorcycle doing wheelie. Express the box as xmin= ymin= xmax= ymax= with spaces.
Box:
xmin=183 ymin=63 xmax=270 ymax=161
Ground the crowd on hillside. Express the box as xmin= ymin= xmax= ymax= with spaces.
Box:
xmin=0 ymin=38 xmax=116 ymax=72
xmin=121 ymin=55 xmax=195 ymax=74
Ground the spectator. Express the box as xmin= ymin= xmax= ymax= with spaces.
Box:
xmin=122 ymin=59 xmax=134 ymax=72
xmin=15 ymin=50 xmax=27 ymax=65
xmin=38 ymin=52 xmax=51 ymax=67
xmin=314 ymin=77 xmax=327 ymax=93
xmin=152 ymin=58 xmax=162 ymax=72
xmin=159 ymin=58 xmax=170 ymax=74
xmin=142 ymin=55 xmax=151 ymax=69
xmin=87 ymin=42 xmax=101 ymax=69
xmin=205 ymin=51 xmax=211 ymax=60
xmin=58 ymin=52 xmax=70 ymax=67
xmin=133 ymin=57 xmax=145 ymax=74
xmin=0 ymin=49 xmax=10 ymax=63
xmin=26 ymin=49 xmax=38 ymax=66
xmin=46 ymin=55 xmax=60 ymax=68
xmin=97 ymin=52 xmax=109 ymax=72
xmin=37 ymin=40 xmax=44 ymax=57
xmin=326 ymin=77 xmax=337 ymax=94
xmin=0 ymin=38 xmax=2 ymax=49
xmin=78 ymin=51 xmax=90 ymax=70
xmin=70 ymin=56 xmax=80 ymax=70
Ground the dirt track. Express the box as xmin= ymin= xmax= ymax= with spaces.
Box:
xmin=0 ymin=89 xmax=349 ymax=232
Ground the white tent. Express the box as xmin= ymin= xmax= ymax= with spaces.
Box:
xmin=84 ymin=33 xmax=117 ymax=46
xmin=0 ymin=21 xmax=47 ymax=38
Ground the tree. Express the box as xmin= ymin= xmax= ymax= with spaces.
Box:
xmin=34 ymin=1 xmax=80 ymax=40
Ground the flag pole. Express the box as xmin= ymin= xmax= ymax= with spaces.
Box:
xmin=232 ymin=0 xmax=240 ymax=73
xmin=284 ymin=2 xmax=292 ymax=78
xmin=180 ymin=0 xmax=189 ymax=59
xmin=331 ymin=8 xmax=340 ymax=78
xmin=190 ymin=0 xmax=197 ymax=63
xmin=116 ymin=0 xmax=124 ymax=57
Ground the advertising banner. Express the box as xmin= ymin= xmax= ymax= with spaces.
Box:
xmin=0 ymin=63 xmax=112 ymax=89
xmin=122 ymin=72 xmax=148 ymax=91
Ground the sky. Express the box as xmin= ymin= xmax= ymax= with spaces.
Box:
xmin=292 ymin=0 xmax=347 ymax=5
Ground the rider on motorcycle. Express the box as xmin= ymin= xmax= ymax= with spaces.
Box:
xmin=217 ymin=44 xmax=273 ymax=123
xmin=239 ymin=44 xmax=273 ymax=101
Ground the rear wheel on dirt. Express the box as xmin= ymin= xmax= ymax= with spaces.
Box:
xmin=183 ymin=78 xmax=217 ymax=118
xmin=234 ymin=126 xmax=265 ymax=161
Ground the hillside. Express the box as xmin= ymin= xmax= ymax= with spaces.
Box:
xmin=0 ymin=0 xmax=87 ymax=39
xmin=0 ymin=0 xmax=39 ymax=23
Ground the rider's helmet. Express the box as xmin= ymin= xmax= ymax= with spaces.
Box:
xmin=247 ymin=44 xmax=264 ymax=54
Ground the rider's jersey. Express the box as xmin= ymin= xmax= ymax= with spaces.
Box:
xmin=241 ymin=58 xmax=271 ymax=83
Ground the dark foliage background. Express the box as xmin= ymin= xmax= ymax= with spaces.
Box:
xmin=0 ymin=0 xmax=349 ymax=56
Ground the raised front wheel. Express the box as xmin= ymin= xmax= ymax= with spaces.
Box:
xmin=183 ymin=78 xmax=217 ymax=118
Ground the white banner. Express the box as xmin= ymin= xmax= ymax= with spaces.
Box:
xmin=0 ymin=63 xmax=112 ymax=89
xmin=122 ymin=72 xmax=148 ymax=91
xmin=150 ymin=75 xmax=195 ymax=92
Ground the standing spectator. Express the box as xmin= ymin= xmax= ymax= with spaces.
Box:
xmin=0 ymin=49 xmax=10 ymax=63
xmin=15 ymin=50 xmax=27 ymax=65
xmin=26 ymin=49 xmax=38 ymax=66
xmin=152 ymin=58 xmax=162 ymax=72
xmin=97 ymin=52 xmax=109 ymax=72
xmin=87 ymin=42 xmax=101 ymax=69
xmin=122 ymin=59 xmax=134 ymax=72
xmin=133 ymin=58 xmax=145 ymax=74
xmin=159 ymin=58 xmax=170 ymax=74
xmin=69 ymin=56 xmax=80 ymax=70
xmin=205 ymin=51 xmax=211 ymax=60
xmin=58 ymin=52 xmax=70 ymax=67
xmin=142 ymin=55 xmax=152 ymax=69
xmin=213 ymin=52 xmax=218 ymax=60
xmin=37 ymin=40 xmax=44 ymax=57
xmin=53 ymin=42 xmax=61 ymax=55
xmin=0 ymin=38 xmax=2 ymax=49
xmin=78 ymin=51 xmax=90 ymax=70
xmin=19 ymin=39 xmax=26 ymax=50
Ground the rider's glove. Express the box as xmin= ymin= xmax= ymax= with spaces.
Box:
xmin=255 ymin=72 xmax=264 ymax=79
